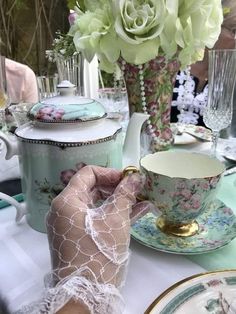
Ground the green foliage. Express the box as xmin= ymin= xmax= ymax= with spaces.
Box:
xmin=0 ymin=0 xmax=70 ymax=75
xmin=100 ymin=71 xmax=114 ymax=88
xmin=47 ymin=31 xmax=76 ymax=60
xmin=12 ymin=0 xmax=28 ymax=10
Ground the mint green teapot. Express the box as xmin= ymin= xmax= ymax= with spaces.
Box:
xmin=0 ymin=81 xmax=148 ymax=232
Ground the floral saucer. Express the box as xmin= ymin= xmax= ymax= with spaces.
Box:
xmin=171 ymin=123 xmax=212 ymax=145
xmin=145 ymin=270 xmax=236 ymax=314
xmin=131 ymin=199 xmax=236 ymax=255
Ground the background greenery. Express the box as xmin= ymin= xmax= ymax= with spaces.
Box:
xmin=0 ymin=0 xmax=70 ymax=75
xmin=0 ymin=0 xmax=113 ymax=86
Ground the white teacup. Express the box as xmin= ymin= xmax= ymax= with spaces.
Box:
xmin=140 ymin=151 xmax=225 ymax=237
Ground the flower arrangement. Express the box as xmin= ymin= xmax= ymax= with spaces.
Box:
xmin=69 ymin=0 xmax=224 ymax=73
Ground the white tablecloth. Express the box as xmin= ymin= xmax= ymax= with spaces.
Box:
xmin=1 ymin=139 xmax=234 ymax=313
xmin=0 ymin=205 xmax=204 ymax=314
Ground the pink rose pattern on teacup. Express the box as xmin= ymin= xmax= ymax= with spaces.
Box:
xmin=144 ymin=171 xmax=222 ymax=224
xmin=36 ymin=105 xmax=65 ymax=121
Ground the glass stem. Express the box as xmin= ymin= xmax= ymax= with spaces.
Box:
xmin=211 ymin=130 xmax=219 ymax=157
xmin=0 ymin=109 xmax=7 ymax=131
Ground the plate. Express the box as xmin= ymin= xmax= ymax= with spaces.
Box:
xmin=131 ymin=199 xmax=236 ymax=255
xmin=174 ymin=132 xmax=198 ymax=145
xmin=171 ymin=124 xmax=212 ymax=145
xmin=145 ymin=270 xmax=236 ymax=314
xmin=224 ymin=154 xmax=236 ymax=163
xmin=223 ymin=146 xmax=236 ymax=163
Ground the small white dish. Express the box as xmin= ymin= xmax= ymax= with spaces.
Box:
xmin=172 ymin=124 xmax=212 ymax=145
xmin=174 ymin=132 xmax=198 ymax=145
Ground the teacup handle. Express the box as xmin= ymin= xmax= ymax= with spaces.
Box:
xmin=0 ymin=192 xmax=27 ymax=222
xmin=122 ymin=166 xmax=148 ymax=201
xmin=122 ymin=165 xmax=140 ymax=177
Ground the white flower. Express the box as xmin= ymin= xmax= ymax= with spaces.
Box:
xmin=69 ymin=0 xmax=223 ymax=70
xmin=114 ymin=0 xmax=166 ymax=64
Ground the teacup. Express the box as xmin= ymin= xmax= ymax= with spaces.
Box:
xmin=140 ymin=151 xmax=225 ymax=237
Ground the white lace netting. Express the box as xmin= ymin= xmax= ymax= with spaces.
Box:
xmin=14 ymin=267 xmax=124 ymax=314
xmin=14 ymin=166 xmax=148 ymax=314
xmin=172 ymin=69 xmax=208 ymax=124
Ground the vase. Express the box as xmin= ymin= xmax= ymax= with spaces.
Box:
xmin=121 ymin=56 xmax=180 ymax=152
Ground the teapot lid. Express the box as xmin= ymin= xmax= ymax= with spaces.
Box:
xmin=28 ymin=99 xmax=106 ymax=123
xmin=28 ymin=80 xmax=106 ymax=123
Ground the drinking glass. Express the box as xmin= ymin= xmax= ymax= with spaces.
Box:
xmin=0 ymin=56 xmax=9 ymax=130
xmin=37 ymin=74 xmax=59 ymax=101
xmin=8 ymin=102 xmax=34 ymax=127
xmin=203 ymin=49 xmax=236 ymax=156
xmin=98 ymin=87 xmax=129 ymax=131
xmin=55 ymin=53 xmax=84 ymax=96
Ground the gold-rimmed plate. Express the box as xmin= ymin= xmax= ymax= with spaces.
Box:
xmin=145 ymin=269 xmax=236 ymax=314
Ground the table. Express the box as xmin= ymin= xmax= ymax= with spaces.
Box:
xmin=0 ymin=206 xmax=204 ymax=314
xmin=0 ymin=140 xmax=235 ymax=313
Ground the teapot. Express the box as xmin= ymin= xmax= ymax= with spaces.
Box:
xmin=0 ymin=81 xmax=148 ymax=232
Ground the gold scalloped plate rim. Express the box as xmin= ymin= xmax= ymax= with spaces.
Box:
xmin=144 ymin=269 xmax=236 ymax=314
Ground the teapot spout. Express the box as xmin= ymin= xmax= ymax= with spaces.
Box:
xmin=123 ymin=112 xmax=149 ymax=169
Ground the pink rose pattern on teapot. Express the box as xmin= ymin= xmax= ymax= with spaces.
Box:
xmin=35 ymin=162 xmax=87 ymax=204
xmin=36 ymin=105 xmax=65 ymax=121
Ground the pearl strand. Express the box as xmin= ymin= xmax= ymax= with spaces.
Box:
xmin=121 ymin=59 xmax=173 ymax=149
xmin=137 ymin=64 xmax=159 ymax=144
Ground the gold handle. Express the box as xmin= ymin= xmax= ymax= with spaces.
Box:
xmin=122 ymin=166 xmax=139 ymax=178
xmin=122 ymin=166 xmax=147 ymax=201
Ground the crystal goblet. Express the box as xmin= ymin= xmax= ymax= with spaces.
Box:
xmin=203 ymin=49 xmax=236 ymax=156
xmin=0 ymin=56 xmax=10 ymax=131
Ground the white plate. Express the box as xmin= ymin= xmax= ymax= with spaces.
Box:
xmin=224 ymin=153 xmax=236 ymax=163
xmin=223 ymin=145 xmax=236 ymax=162
xmin=174 ymin=132 xmax=198 ymax=145
xmin=145 ymin=270 xmax=236 ymax=314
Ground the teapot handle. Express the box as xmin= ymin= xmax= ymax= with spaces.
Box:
xmin=0 ymin=192 xmax=27 ymax=222
xmin=0 ymin=131 xmax=19 ymax=159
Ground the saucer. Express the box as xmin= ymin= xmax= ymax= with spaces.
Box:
xmin=223 ymin=146 xmax=236 ymax=163
xmin=131 ymin=199 xmax=236 ymax=255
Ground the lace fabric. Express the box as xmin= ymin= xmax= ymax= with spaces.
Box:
xmin=15 ymin=166 xmax=147 ymax=314
xmin=15 ymin=267 xmax=124 ymax=314
xmin=172 ymin=69 xmax=208 ymax=125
